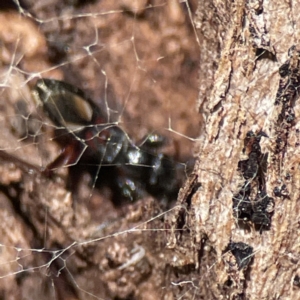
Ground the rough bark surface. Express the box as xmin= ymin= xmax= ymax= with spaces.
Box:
xmin=166 ymin=0 xmax=300 ymax=299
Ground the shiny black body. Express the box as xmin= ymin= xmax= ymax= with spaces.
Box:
xmin=34 ymin=78 xmax=183 ymax=203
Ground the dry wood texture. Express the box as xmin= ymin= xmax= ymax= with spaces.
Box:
xmin=166 ymin=0 xmax=300 ymax=298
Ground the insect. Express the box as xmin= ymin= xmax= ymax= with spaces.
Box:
xmin=33 ymin=78 xmax=185 ymax=204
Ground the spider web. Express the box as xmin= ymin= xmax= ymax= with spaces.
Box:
xmin=0 ymin=1 xmax=201 ymax=299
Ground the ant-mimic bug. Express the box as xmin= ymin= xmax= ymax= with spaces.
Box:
xmin=33 ymin=78 xmax=187 ymax=204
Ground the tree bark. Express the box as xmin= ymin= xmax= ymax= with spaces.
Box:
xmin=165 ymin=0 xmax=300 ymax=298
